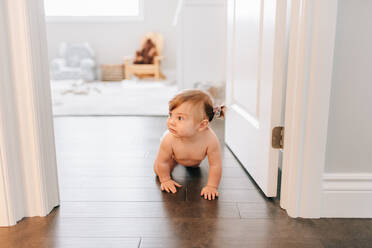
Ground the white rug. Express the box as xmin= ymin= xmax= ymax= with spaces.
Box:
xmin=51 ymin=79 xmax=178 ymax=116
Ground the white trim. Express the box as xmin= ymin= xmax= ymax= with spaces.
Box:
xmin=0 ymin=150 xmax=10 ymax=225
xmin=280 ymin=0 xmax=338 ymax=218
xmin=323 ymin=173 xmax=372 ymax=191
xmin=0 ymin=0 xmax=59 ymax=226
xmin=0 ymin=0 xmax=23 ymax=227
xmin=322 ymin=173 xmax=372 ymax=217
xmin=45 ymin=0 xmax=144 ymax=23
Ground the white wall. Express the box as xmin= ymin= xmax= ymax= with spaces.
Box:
xmin=176 ymin=0 xmax=226 ymax=89
xmin=45 ymin=0 xmax=178 ymax=74
xmin=325 ymin=0 xmax=372 ymax=173
xmin=321 ymin=0 xmax=372 ymax=218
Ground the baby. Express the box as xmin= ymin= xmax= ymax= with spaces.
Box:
xmin=153 ymin=89 xmax=225 ymax=200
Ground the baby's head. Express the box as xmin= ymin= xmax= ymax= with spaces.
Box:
xmin=167 ymin=89 xmax=225 ymax=137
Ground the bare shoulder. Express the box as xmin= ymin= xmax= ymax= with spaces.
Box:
xmin=160 ymin=130 xmax=174 ymax=148
xmin=205 ymin=128 xmax=220 ymax=150
xmin=157 ymin=131 xmax=174 ymax=161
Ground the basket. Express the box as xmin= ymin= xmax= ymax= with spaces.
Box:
xmin=101 ymin=64 xmax=124 ymax=81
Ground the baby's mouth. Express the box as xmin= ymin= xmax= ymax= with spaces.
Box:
xmin=168 ymin=128 xmax=176 ymax=134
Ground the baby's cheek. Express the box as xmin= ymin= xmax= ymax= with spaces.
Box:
xmin=185 ymin=127 xmax=195 ymax=136
xmin=178 ymin=128 xmax=188 ymax=136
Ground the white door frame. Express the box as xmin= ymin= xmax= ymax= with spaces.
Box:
xmin=0 ymin=0 xmax=60 ymax=226
xmin=280 ymin=0 xmax=338 ymax=218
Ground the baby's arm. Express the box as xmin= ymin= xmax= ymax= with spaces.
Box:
xmin=201 ymin=135 xmax=222 ymax=200
xmin=154 ymin=133 xmax=182 ymax=193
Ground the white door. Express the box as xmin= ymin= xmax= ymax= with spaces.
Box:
xmin=225 ymin=0 xmax=287 ymax=197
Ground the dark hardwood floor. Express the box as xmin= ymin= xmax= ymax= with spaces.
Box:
xmin=1 ymin=116 xmax=371 ymax=248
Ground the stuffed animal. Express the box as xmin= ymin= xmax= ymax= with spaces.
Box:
xmin=134 ymin=39 xmax=158 ymax=64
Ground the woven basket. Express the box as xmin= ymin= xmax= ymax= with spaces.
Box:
xmin=101 ymin=64 xmax=124 ymax=81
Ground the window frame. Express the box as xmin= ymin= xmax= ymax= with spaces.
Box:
xmin=44 ymin=0 xmax=144 ymax=23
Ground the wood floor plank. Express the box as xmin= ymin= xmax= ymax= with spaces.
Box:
xmin=2 ymin=237 xmax=140 ymax=248
xmin=185 ymin=174 xmax=257 ymax=190
xmin=237 ymin=202 xmax=288 ymax=219
xmin=59 ymin=188 xmax=186 ymax=202
xmin=310 ymin=218 xmax=372 ymax=240
xmin=57 ymin=156 xmax=244 ymax=168
xmin=319 ymin=238 xmax=372 ymax=248
xmin=44 ymin=218 xmax=320 ymax=240
xmin=57 ymin=163 xmax=249 ymax=178
xmin=56 ymin=150 xmax=149 ymax=159
xmin=187 ymin=187 xmax=267 ymax=203
xmin=267 ymin=238 xmax=324 ymax=248
xmin=59 ymin=202 xmax=240 ymax=219
xmin=58 ymin=175 xmax=256 ymax=190
xmin=140 ymin=237 xmax=324 ymax=248
xmin=140 ymin=237 xmax=269 ymax=248
xmin=56 ymin=157 xmax=158 ymax=167
xmin=58 ymin=176 xmax=163 ymax=189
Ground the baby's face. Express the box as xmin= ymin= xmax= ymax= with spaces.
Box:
xmin=167 ymin=103 xmax=202 ymax=138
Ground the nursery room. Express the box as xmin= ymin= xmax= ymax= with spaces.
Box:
xmin=45 ymin=0 xmax=225 ymax=116
xmin=46 ymin=0 xmax=178 ymax=116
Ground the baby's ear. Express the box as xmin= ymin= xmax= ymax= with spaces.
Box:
xmin=198 ymin=119 xmax=209 ymax=131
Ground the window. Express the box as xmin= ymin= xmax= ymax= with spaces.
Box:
xmin=44 ymin=0 xmax=143 ymax=22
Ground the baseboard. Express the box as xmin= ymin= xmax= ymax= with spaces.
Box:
xmin=322 ymin=173 xmax=372 ymax=218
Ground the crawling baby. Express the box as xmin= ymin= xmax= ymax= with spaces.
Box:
xmin=153 ymin=89 xmax=225 ymax=200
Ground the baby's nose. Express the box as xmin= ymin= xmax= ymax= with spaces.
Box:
xmin=167 ymin=119 xmax=172 ymax=127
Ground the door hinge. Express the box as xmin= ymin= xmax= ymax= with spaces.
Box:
xmin=272 ymin=126 xmax=284 ymax=149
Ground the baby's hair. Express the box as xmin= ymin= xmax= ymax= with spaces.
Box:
xmin=169 ymin=89 xmax=225 ymax=122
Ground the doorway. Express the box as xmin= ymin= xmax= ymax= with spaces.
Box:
xmin=0 ymin=0 xmax=340 ymax=229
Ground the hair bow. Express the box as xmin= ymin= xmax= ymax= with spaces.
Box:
xmin=213 ymin=106 xmax=222 ymax=118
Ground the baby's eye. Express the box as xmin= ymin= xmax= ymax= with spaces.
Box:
xmin=169 ymin=113 xmax=172 ymax=117
xmin=178 ymin=116 xmax=183 ymax=121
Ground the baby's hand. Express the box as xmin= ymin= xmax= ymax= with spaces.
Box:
xmin=201 ymin=185 xmax=219 ymax=200
xmin=160 ymin=179 xmax=182 ymax=193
